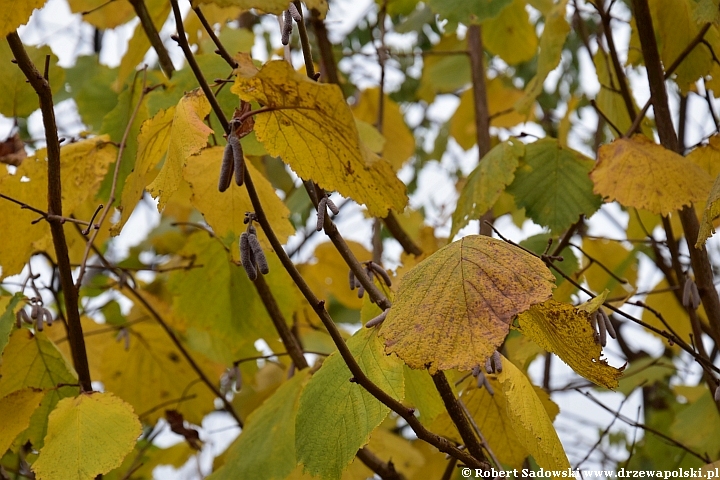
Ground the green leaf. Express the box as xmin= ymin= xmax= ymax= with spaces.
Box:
xmin=506 ymin=138 xmax=602 ymax=232
xmin=428 ymin=0 xmax=512 ymax=24
xmin=209 ymin=371 xmax=309 ymax=480
xmin=64 ymin=56 xmax=119 ymax=132
xmin=167 ymin=232 xmax=301 ymax=364
xmin=381 ymin=235 xmax=555 ymax=373
xmin=0 ymin=293 xmax=23 ymax=357
xmin=32 ymin=393 xmax=141 ymax=480
xmin=296 ymin=328 xmax=404 ymax=480
xmin=514 ymin=1 xmax=570 ymax=113
xmin=0 ymin=42 xmax=65 ymax=118
xmin=451 ymin=139 xmax=524 ymax=238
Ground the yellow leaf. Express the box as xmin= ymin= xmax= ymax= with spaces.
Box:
xmin=98 ymin=320 xmax=219 ymax=424
xmin=688 ymin=134 xmax=720 ymax=180
xmin=432 ymin=376 xmax=529 ymax=468
xmin=344 ymin=428 xmax=425 ymax=480
xmin=651 ymin=0 xmax=717 ymax=93
xmin=0 ymin=0 xmax=45 ymax=36
xmin=32 ymin=392 xmax=141 ymax=480
xmin=697 ymin=171 xmax=720 ymax=246
xmin=517 ymin=300 xmax=624 ymax=389
xmin=184 ymin=147 xmax=295 ymax=255
xmin=352 ymin=87 xmax=415 ymax=170
xmin=111 ymin=106 xmax=175 ymax=235
xmin=148 ymin=90 xmax=213 ymax=210
xmin=232 ymin=60 xmax=408 ymax=217
xmin=355 ymin=118 xmax=386 ymax=155
xmin=592 ymin=135 xmax=713 ymax=215
xmin=194 ymin=0 xmax=328 ymax=17
xmin=497 ymin=357 xmax=571 ymax=470
xmin=515 ymin=1 xmax=570 ymax=113
xmin=0 ymin=136 xmax=115 ymax=278
xmin=381 ymin=235 xmax=555 ymax=373
xmin=482 ymin=0 xmax=538 ymax=65
xmin=0 ymin=388 xmax=45 ymax=455
xmin=67 ymin=0 xmax=135 ymax=28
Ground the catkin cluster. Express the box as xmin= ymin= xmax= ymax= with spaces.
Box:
xmin=240 ymin=222 xmax=269 ymax=281
xmin=349 ymin=261 xmax=392 ymax=301
xmin=281 ymin=3 xmax=303 ymax=45
xmin=218 ymin=119 xmax=245 ymax=192
xmin=590 ymin=306 xmax=616 ymax=347
xmin=316 ymin=194 xmax=339 ymax=231
xmin=15 ymin=298 xmax=53 ymax=332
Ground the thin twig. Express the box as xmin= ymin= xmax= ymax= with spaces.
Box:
xmin=76 ymin=69 xmax=150 ymax=288
xmin=128 ymin=0 xmax=174 ymax=77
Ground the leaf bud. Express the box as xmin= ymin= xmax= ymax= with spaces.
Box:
xmin=682 ymin=277 xmax=701 ymax=310
xmin=357 ymin=284 xmax=365 ymax=299
xmin=30 ymin=304 xmax=41 ymax=320
xmin=35 ymin=314 xmax=44 ymax=332
xmin=240 ymin=232 xmax=257 ymax=281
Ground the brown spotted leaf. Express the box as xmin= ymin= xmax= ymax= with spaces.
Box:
xmin=381 ymin=235 xmax=555 ymax=373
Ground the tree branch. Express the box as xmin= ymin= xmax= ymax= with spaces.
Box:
xmin=6 ymin=32 xmax=93 ymax=392
xmin=128 ymin=0 xmax=174 ymax=78
xmin=631 ymin=0 xmax=720 ymax=358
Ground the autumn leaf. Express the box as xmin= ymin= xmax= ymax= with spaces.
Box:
xmin=482 ymin=0 xmax=537 ymax=65
xmin=498 ymin=357 xmax=571 ymax=470
xmin=208 ymin=370 xmax=309 ymax=480
xmin=0 ymin=330 xmax=80 ymax=449
xmin=66 ymin=0 xmax=135 ymax=28
xmin=32 ymin=393 xmax=141 ymax=480
xmin=352 ymin=87 xmax=415 ymax=170
xmin=0 ymin=387 xmax=45 ymax=455
xmin=697 ymin=173 xmax=720 ymax=247
xmin=0 ymin=136 xmax=115 ymax=278
xmin=194 ymin=0 xmax=328 ymax=17
xmin=111 ymin=105 xmax=174 ymax=235
xmin=147 ymin=89 xmax=214 ymax=210
xmin=0 ymin=0 xmax=45 ymax=37
xmin=381 ymin=235 xmax=555 ymax=373
xmin=506 ymin=137 xmax=602 ymax=232
xmin=517 ymin=300 xmax=624 ymax=389
xmin=592 ymin=135 xmax=713 ymax=215
xmin=296 ymin=328 xmax=404 ymax=480
xmin=97 ymin=319 xmax=219 ymax=425
xmin=231 ymin=59 xmax=408 ymax=217
xmin=0 ymin=293 xmax=23 ymax=356
xmin=450 ymin=139 xmax=524 ymax=238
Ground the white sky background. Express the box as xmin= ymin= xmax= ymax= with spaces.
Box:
xmin=3 ymin=0 xmax=720 ymax=477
